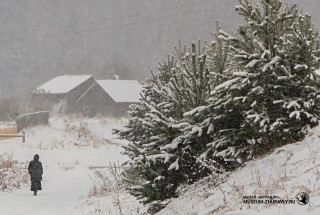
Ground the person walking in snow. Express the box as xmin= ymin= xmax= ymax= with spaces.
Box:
xmin=28 ymin=154 xmax=43 ymax=196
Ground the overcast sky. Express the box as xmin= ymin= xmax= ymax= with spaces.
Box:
xmin=0 ymin=0 xmax=319 ymax=109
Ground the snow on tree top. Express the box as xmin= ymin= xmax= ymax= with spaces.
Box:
xmin=34 ymin=75 xmax=93 ymax=94
xmin=97 ymin=80 xmax=142 ymax=103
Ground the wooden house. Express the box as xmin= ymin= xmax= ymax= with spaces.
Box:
xmin=31 ymin=75 xmax=142 ymax=116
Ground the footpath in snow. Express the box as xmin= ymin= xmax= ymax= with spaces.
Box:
xmin=0 ymin=116 xmax=132 ymax=215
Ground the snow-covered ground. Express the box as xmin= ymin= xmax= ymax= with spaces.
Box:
xmin=0 ymin=121 xmax=16 ymax=129
xmin=157 ymin=126 xmax=320 ymax=215
xmin=0 ymin=116 xmax=144 ymax=215
xmin=2 ymin=116 xmax=320 ymax=215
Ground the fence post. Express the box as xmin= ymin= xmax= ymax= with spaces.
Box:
xmin=22 ymin=129 xmax=25 ymax=143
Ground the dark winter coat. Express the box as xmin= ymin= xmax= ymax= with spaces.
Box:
xmin=28 ymin=159 xmax=43 ymax=191
xmin=28 ymin=159 xmax=43 ymax=181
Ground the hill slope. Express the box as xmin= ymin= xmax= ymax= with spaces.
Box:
xmin=157 ymin=126 xmax=320 ymax=215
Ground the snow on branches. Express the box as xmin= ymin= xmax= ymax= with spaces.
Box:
xmin=115 ymin=0 xmax=320 ymax=208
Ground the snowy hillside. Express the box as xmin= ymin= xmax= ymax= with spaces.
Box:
xmin=0 ymin=116 xmax=145 ymax=215
xmin=157 ymin=126 xmax=320 ymax=215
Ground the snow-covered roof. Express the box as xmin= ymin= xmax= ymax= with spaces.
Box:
xmin=34 ymin=75 xmax=93 ymax=94
xmin=97 ymin=80 xmax=142 ymax=103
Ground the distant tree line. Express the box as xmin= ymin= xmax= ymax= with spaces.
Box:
xmin=0 ymin=98 xmax=19 ymax=121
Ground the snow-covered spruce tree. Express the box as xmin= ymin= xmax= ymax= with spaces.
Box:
xmin=207 ymin=0 xmax=320 ymax=164
xmin=115 ymin=33 xmax=228 ymax=206
xmin=116 ymin=57 xmax=182 ymax=203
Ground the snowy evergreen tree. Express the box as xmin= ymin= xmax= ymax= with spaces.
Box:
xmin=115 ymin=0 xmax=320 ymax=208
xmin=207 ymin=0 xmax=320 ymax=163
xmin=115 ymin=30 xmax=228 ymax=205
xmin=117 ymin=57 xmax=183 ymax=203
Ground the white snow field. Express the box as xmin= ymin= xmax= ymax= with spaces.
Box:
xmin=2 ymin=116 xmax=320 ymax=215
xmin=0 ymin=116 xmax=144 ymax=215
xmin=157 ymin=126 xmax=320 ymax=215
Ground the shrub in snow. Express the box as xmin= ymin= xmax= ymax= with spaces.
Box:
xmin=0 ymin=154 xmax=29 ymax=191
xmin=89 ymin=163 xmax=126 ymax=214
xmin=77 ymin=163 xmax=147 ymax=215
